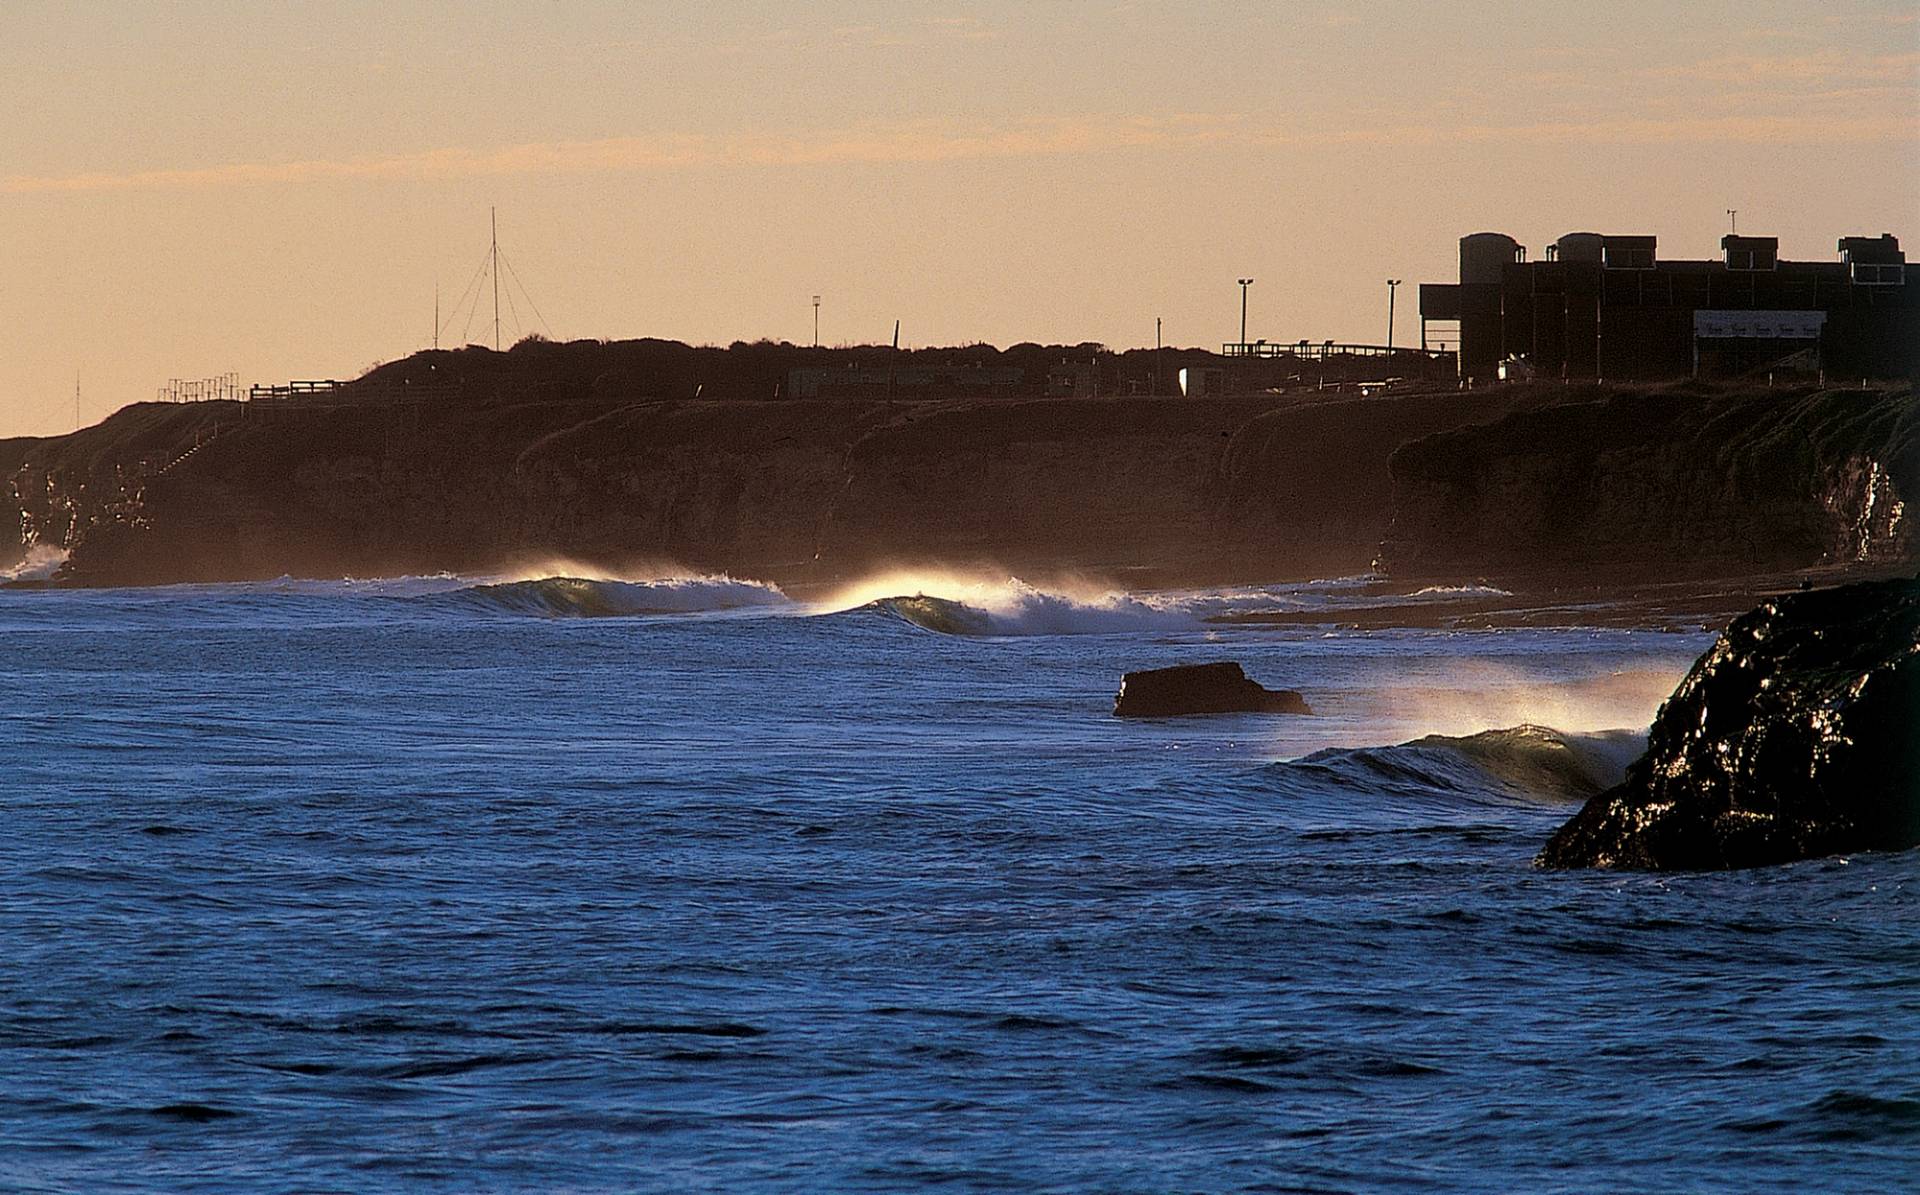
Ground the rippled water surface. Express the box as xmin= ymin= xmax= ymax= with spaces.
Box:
xmin=2 ymin=577 xmax=1915 ymax=1192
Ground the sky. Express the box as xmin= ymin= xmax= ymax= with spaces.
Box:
xmin=2 ymin=0 xmax=1916 ymax=435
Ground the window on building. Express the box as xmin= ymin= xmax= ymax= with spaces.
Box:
xmin=1726 ymin=247 xmax=1777 ymax=271
xmin=1852 ymin=262 xmax=1906 ymax=286
xmin=1603 ymin=245 xmax=1654 ymax=269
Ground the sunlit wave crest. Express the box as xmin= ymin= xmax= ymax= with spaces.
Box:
xmin=437 ymin=574 xmax=792 ymax=618
xmin=812 ymin=570 xmax=1199 ymax=637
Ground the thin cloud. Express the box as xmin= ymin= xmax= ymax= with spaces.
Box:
xmin=1646 ymin=50 xmax=1920 ymax=84
xmin=7 ymin=109 xmax=1912 ymax=195
xmin=1267 ymin=113 xmax=1918 ymax=147
xmin=1 ymin=118 xmax=1230 ymax=193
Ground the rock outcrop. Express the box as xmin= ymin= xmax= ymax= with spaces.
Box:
xmin=1537 ymin=575 xmax=1920 ymax=870
xmin=1381 ymin=384 xmax=1918 ymax=584
xmin=1113 ymin=662 xmax=1311 ymax=717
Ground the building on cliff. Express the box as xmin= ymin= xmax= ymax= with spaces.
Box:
xmin=1418 ymin=230 xmax=1918 ymax=384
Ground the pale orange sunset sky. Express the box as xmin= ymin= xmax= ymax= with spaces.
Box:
xmin=3 ymin=1 xmax=1916 ymax=435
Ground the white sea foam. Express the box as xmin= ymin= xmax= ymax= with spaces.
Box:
xmin=1 ymin=545 xmax=67 ymax=582
xmin=1409 ymin=584 xmax=1514 ymax=600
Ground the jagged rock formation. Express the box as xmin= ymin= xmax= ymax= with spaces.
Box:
xmin=1381 ymin=385 xmax=1918 ymax=583
xmin=1113 ymin=662 xmax=1311 ymax=717
xmin=1537 ymin=575 xmax=1920 ymax=870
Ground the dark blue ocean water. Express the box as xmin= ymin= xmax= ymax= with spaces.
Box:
xmin=1 ymin=574 xmax=1915 ymax=1192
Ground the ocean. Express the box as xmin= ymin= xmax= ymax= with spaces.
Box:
xmin=1 ymin=570 xmax=1915 ymax=1192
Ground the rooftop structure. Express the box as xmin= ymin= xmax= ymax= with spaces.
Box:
xmin=1420 ymin=230 xmax=1918 ymax=383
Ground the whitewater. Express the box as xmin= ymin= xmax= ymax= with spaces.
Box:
xmin=1 ymin=571 xmax=1914 ymax=1192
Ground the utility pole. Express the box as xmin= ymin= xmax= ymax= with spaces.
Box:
xmin=1386 ymin=279 xmax=1401 ymax=352
xmin=888 ymin=319 xmax=900 ymax=407
xmin=74 ymin=371 xmax=81 ymax=432
xmin=1237 ymin=278 xmax=1254 ymax=351
xmin=491 ymin=207 xmax=501 ymax=351
xmin=433 ymin=279 xmax=440 ymax=351
xmin=813 ymin=295 xmax=821 ymax=348
xmin=1155 ymin=316 xmax=1162 ymax=396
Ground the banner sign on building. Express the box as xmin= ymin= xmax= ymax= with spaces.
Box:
xmin=1693 ymin=310 xmax=1826 ymax=340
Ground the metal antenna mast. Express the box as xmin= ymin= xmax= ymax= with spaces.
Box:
xmin=1728 ymin=209 xmax=1738 ymax=235
xmin=75 ymin=370 xmax=81 ymax=431
xmin=491 ymin=207 xmax=501 ymax=351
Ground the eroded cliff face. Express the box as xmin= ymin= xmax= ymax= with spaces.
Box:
xmin=12 ymin=390 xmax=1551 ymax=589
xmin=1379 ymin=386 xmax=1919 ymax=583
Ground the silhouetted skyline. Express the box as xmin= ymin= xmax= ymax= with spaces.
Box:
xmin=3 ymin=0 xmax=1916 ymax=434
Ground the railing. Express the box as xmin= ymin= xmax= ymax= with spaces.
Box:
xmin=246 ymin=380 xmax=349 ymax=401
xmin=1222 ymin=341 xmax=1457 ymax=361
xmin=246 ymin=379 xmax=467 ymax=406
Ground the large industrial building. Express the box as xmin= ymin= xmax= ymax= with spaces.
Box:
xmin=1419 ymin=230 xmax=1918 ymax=384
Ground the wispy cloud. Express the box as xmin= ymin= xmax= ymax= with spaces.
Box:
xmin=8 ymin=107 xmax=1913 ymax=196
xmin=1 ymin=118 xmax=1232 ymax=193
xmin=1646 ymin=49 xmax=1920 ymax=84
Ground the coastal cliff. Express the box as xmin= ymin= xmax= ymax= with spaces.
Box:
xmin=13 ymin=350 xmax=1913 ymax=593
xmin=1379 ymin=385 xmax=1918 ymax=584
xmin=5 ymin=356 xmax=1557 ymax=589
xmin=7 ymin=334 xmax=1566 ymax=587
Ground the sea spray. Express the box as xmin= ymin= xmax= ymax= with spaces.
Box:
xmin=1381 ymin=663 xmax=1686 ymax=739
xmin=1 ymin=544 xmax=67 ymax=583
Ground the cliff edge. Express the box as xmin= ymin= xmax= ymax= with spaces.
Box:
xmin=1379 ymin=384 xmax=1918 ymax=584
xmin=7 ymin=373 xmax=1560 ymax=589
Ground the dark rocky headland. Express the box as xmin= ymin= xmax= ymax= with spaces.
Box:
xmin=1538 ymin=574 xmax=1920 ymax=870
xmin=4 ymin=338 xmax=1915 ymax=602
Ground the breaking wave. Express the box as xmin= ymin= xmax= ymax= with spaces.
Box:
xmin=1 ymin=544 xmax=67 ymax=583
xmin=433 ymin=575 xmax=792 ymax=618
xmin=829 ymin=574 xmax=1197 ymax=637
xmin=1269 ymin=725 xmax=1644 ymax=803
xmin=1409 ymin=584 xmax=1514 ymax=600
xmin=825 ymin=572 xmax=1541 ymax=638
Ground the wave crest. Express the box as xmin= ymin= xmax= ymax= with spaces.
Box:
xmin=1277 ymin=725 xmax=1644 ymax=802
xmin=437 ymin=575 xmax=791 ymax=618
xmin=844 ymin=576 xmax=1195 ymax=637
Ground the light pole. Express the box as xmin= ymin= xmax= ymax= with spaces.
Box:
xmin=812 ymin=295 xmax=821 ymax=348
xmin=1237 ymin=279 xmax=1254 ymax=351
xmin=1155 ymin=316 xmax=1162 ymax=396
xmin=1386 ymin=279 xmax=1401 ymax=353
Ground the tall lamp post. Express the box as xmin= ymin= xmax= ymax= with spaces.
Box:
xmin=1386 ymin=279 xmax=1401 ymax=354
xmin=1237 ymin=278 xmax=1254 ymax=351
xmin=812 ymin=295 xmax=821 ymax=348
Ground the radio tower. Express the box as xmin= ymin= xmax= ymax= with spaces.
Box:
xmin=491 ymin=207 xmax=501 ymax=351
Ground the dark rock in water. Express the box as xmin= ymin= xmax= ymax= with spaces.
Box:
xmin=1538 ymin=575 xmax=1920 ymax=871
xmin=1114 ymin=662 xmax=1311 ymax=717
